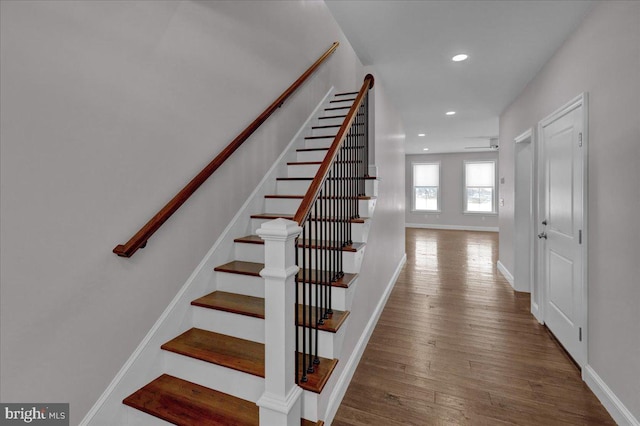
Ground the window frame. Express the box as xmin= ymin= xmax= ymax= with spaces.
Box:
xmin=412 ymin=161 xmax=441 ymax=213
xmin=463 ymin=160 xmax=497 ymax=214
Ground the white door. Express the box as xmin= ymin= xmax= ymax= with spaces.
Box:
xmin=538 ymin=95 xmax=587 ymax=366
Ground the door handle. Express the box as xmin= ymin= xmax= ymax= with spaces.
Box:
xmin=538 ymin=232 xmax=547 ymax=239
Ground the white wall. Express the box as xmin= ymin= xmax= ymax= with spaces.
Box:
xmin=0 ymin=1 xmax=364 ymax=423
xmin=498 ymin=1 xmax=640 ymax=421
xmin=406 ymin=151 xmax=499 ymax=230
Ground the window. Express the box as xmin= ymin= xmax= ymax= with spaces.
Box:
xmin=464 ymin=161 xmax=496 ymax=213
xmin=413 ymin=163 xmax=440 ymax=212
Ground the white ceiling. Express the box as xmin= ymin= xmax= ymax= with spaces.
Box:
xmin=326 ymin=0 xmax=596 ymax=154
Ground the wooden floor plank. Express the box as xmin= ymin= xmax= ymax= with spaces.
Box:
xmin=333 ymin=228 xmax=614 ymax=425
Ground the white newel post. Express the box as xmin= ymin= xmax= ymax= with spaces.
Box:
xmin=256 ymin=218 xmax=303 ymax=426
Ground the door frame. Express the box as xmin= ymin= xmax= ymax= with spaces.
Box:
xmin=536 ymin=93 xmax=589 ymax=367
xmin=513 ymin=129 xmax=537 ymax=308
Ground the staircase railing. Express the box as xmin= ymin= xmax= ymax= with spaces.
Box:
xmin=113 ymin=42 xmax=340 ymax=258
xmin=293 ymin=74 xmax=374 ymax=383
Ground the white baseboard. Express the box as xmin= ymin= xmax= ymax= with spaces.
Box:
xmin=584 ymin=365 xmax=640 ymax=426
xmin=405 ymin=223 xmax=499 ymax=232
xmin=496 ymin=260 xmax=515 ymax=287
xmin=324 ymin=253 xmax=407 ymax=425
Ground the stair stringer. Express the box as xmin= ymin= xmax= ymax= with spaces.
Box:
xmin=79 ymin=87 xmax=336 ymax=426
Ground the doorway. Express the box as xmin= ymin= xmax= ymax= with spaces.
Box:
xmin=514 ymin=129 xmax=535 ymax=305
xmin=537 ymin=93 xmax=588 ymax=367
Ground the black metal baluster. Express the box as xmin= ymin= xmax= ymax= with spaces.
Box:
xmin=301 ymin=223 xmax=308 ymax=382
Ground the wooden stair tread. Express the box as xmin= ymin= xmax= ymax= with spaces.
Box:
xmin=123 ymin=374 xmax=323 ymax=426
xmin=335 ymin=91 xmax=358 ymax=96
xmin=297 ymin=239 xmax=365 ymax=252
xmin=298 ymin=353 xmax=338 ymax=394
xmin=311 ymin=125 xmax=341 ymax=129
xmin=192 ymin=291 xmax=349 ymax=333
xmin=192 ymin=291 xmax=264 ymax=319
xmin=214 ymin=260 xmax=263 ymax=276
xmin=214 ymin=257 xmax=357 ymax=287
xmin=297 ymin=305 xmax=349 ymax=333
xmin=330 ymin=98 xmax=356 ymax=103
xmin=264 ymin=194 xmax=376 ymax=200
xmin=297 ymin=147 xmax=330 ymax=152
xmin=161 ymin=329 xmax=337 ymax=393
xmin=276 ymin=176 xmax=376 ymax=181
xmin=252 ymin=213 xmax=368 ymax=223
xmin=304 ymin=135 xmax=335 ymax=140
xmin=123 ymin=374 xmax=258 ymax=426
xmin=298 ymin=269 xmax=358 ymax=288
xmin=161 ymin=328 xmax=264 ymax=377
xmin=318 ymin=114 xmax=347 ymax=120
xmin=250 ymin=212 xmax=294 ymax=220
xmin=325 ymin=106 xmax=351 ymax=111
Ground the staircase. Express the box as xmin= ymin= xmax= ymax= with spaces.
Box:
xmin=109 ymin=89 xmax=378 ymax=425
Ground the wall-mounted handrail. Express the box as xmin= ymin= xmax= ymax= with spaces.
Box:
xmin=113 ymin=42 xmax=339 ymax=257
xmin=293 ymin=74 xmax=374 ymax=226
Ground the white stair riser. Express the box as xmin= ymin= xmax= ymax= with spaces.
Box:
xmin=264 ymin=197 xmax=301 ymax=215
xmin=366 ymin=179 xmax=378 ymax=197
xmin=234 ymin=242 xmax=265 ymax=263
xmin=162 ymin=351 xmax=264 ymax=403
xmin=296 ymin=319 xmax=347 ymax=359
xmin=288 ymin=163 xmax=320 ymax=178
xmin=304 ymin=138 xmax=333 ymax=150
xmin=317 ymin=116 xmax=345 ymax=127
xmin=216 ymin=272 xmax=264 ymax=298
xmin=192 ymin=307 xmax=264 ymax=344
xmin=124 ymin=406 xmax=173 ymax=425
xmin=304 ymin=221 xmax=370 ymax=244
xmin=297 ymin=149 xmax=329 ymax=162
xmin=360 ymin=198 xmax=376 ymax=218
xmin=311 ymin=127 xmax=339 ymax=137
xmin=251 ymin=218 xmax=369 ymax=242
xmin=323 ymin=108 xmax=351 ymax=117
xmin=297 ymin=279 xmax=358 ymax=312
xmin=234 ymin=240 xmax=362 ymax=270
xmin=298 ymin=247 xmax=365 ymax=274
xmin=276 ymin=179 xmax=311 ymax=195
xmin=298 ymin=247 xmax=364 ymax=274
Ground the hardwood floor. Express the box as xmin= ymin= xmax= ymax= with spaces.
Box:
xmin=333 ymin=228 xmax=614 ymax=425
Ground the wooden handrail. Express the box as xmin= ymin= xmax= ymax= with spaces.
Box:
xmin=293 ymin=74 xmax=374 ymax=225
xmin=113 ymin=42 xmax=340 ymax=257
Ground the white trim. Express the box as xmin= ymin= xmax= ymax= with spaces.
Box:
xmin=324 ymin=253 xmax=407 ymax=425
xmin=513 ymin=127 xmax=535 ymax=296
xmin=80 ymin=87 xmax=336 ymax=426
xmin=584 ymin=365 xmax=640 ymax=426
xmin=405 ymin=223 xmax=498 ymax=232
xmin=515 ymin=128 xmax=533 ymax=144
xmin=496 ymin=260 xmax=515 ymax=288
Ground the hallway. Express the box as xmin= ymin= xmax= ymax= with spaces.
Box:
xmin=333 ymin=228 xmax=613 ymax=425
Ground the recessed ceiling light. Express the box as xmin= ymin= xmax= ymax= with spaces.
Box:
xmin=446 ymin=111 xmax=456 ymax=116
xmin=423 ymin=148 xmax=429 ymax=151
xmin=418 ymin=133 xmax=426 ymax=137
xmin=452 ymin=54 xmax=468 ymax=62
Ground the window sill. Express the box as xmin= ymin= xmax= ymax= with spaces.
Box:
xmin=463 ymin=211 xmax=498 ymax=216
